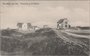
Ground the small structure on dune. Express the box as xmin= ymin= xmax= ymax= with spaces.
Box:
xmin=57 ymin=18 xmax=70 ymax=29
xmin=17 ymin=22 xmax=40 ymax=31
xmin=33 ymin=26 xmax=40 ymax=30
xmin=17 ymin=23 xmax=23 ymax=30
xmin=43 ymin=25 xmax=48 ymax=28
xmin=27 ymin=23 xmax=34 ymax=31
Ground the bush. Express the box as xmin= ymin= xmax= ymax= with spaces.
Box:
xmin=1 ymin=37 xmax=28 ymax=52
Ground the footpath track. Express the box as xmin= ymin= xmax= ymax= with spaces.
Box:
xmin=52 ymin=29 xmax=71 ymax=42
xmin=61 ymin=30 xmax=90 ymax=39
xmin=52 ymin=29 xmax=89 ymax=46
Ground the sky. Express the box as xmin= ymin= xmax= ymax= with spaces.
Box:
xmin=0 ymin=1 xmax=90 ymax=29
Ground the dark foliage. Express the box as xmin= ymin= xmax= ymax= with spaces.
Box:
xmin=0 ymin=28 xmax=89 ymax=56
xmin=1 ymin=37 xmax=28 ymax=52
xmin=1 ymin=29 xmax=22 ymax=36
xmin=24 ymin=28 xmax=57 ymax=38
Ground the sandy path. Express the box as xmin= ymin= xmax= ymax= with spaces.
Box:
xmin=52 ymin=29 xmax=71 ymax=42
xmin=62 ymin=31 xmax=90 ymax=39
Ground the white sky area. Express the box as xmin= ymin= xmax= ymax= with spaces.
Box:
xmin=0 ymin=1 xmax=90 ymax=29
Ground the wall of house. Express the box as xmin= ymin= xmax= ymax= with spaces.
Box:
xmin=62 ymin=19 xmax=69 ymax=29
xmin=22 ymin=23 xmax=27 ymax=30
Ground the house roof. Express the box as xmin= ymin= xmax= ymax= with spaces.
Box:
xmin=57 ymin=18 xmax=67 ymax=23
xmin=57 ymin=19 xmax=64 ymax=23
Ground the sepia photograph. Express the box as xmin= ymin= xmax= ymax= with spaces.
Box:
xmin=0 ymin=0 xmax=90 ymax=56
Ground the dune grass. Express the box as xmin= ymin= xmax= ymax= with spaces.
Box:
xmin=0 ymin=28 xmax=89 ymax=56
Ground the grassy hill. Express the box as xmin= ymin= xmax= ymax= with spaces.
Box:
xmin=0 ymin=28 xmax=90 ymax=56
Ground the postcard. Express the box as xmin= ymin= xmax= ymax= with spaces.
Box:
xmin=0 ymin=0 xmax=90 ymax=56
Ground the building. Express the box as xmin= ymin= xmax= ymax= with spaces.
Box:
xmin=17 ymin=22 xmax=23 ymax=30
xmin=17 ymin=23 xmax=40 ymax=31
xmin=27 ymin=23 xmax=33 ymax=30
xmin=22 ymin=23 xmax=28 ymax=30
xmin=43 ymin=25 xmax=48 ymax=28
xmin=57 ymin=18 xmax=70 ymax=29
xmin=33 ymin=26 xmax=40 ymax=30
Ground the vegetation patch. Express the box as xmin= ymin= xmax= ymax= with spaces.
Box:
xmin=0 ymin=28 xmax=89 ymax=56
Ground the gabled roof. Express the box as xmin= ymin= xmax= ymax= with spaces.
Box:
xmin=57 ymin=19 xmax=64 ymax=23
xmin=57 ymin=18 xmax=67 ymax=23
